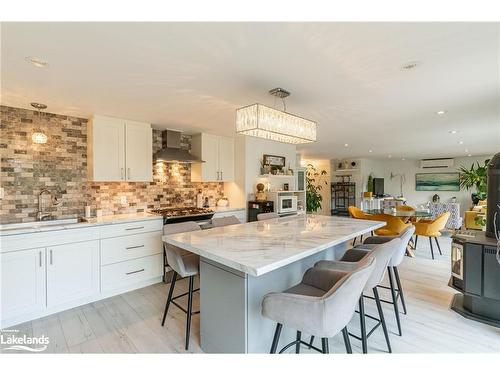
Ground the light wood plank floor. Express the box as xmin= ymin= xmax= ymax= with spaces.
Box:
xmin=2 ymin=236 xmax=499 ymax=354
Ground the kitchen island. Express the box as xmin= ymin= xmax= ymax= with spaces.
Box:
xmin=163 ymin=214 xmax=384 ymax=353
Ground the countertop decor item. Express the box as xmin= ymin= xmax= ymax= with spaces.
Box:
xmin=216 ymin=197 xmax=229 ymax=207
xmin=255 ymin=183 xmax=267 ymax=202
xmin=235 ymin=88 xmax=317 ymax=144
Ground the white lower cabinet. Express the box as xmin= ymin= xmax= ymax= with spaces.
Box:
xmin=101 ymin=254 xmax=163 ymax=292
xmin=0 ymin=218 xmax=164 ymax=328
xmin=46 ymin=240 xmax=100 ymax=308
xmin=0 ymin=248 xmax=46 ymax=321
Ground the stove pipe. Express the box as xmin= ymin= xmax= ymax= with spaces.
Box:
xmin=486 ymin=152 xmax=500 ymax=238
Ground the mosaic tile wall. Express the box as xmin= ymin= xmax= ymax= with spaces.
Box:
xmin=0 ymin=105 xmax=223 ymax=224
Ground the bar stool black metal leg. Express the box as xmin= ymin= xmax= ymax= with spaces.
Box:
xmin=371 ymin=230 xmax=374 ymax=236
xmin=359 ymin=296 xmax=368 ymax=354
xmin=295 ymin=331 xmax=301 ymax=353
xmin=308 ymin=336 xmax=315 ymax=348
xmin=353 ymin=236 xmax=357 ymax=246
xmin=270 ymin=323 xmax=282 ymax=353
xmin=435 ymin=237 xmax=442 ymax=255
xmin=429 ymin=237 xmax=435 ymax=259
xmin=414 ymin=235 xmax=418 ymax=249
xmin=342 ymin=327 xmax=352 ymax=353
xmin=185 ymin=275 xmax=194 ymax=350
xmin=161 ymin=272 xmax=177 ymax=326
xmin=321 ymin=338 xmax=329 ymax=354
xmin=388 ymin=267 xmax=402 ymax=336
xmin=373 ymin=287 xmax=392 ymax=353
xmin=394 ymin=267 xmax=407 ymax=314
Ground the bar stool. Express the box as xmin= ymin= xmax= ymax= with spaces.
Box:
xmin=257 ymin=212 xmax=279 ymax=221
xmin=355 ymin=226 xmax=415 ymax=336
xmin=212 ymin=215 xmax=240 ymax=227
xmin=262 ymin=255 xmax=376 ymax=354
xmin=312 ymin=238 xmax=401 ymax=353
xmin=161 ymin=221 xmax=201 ymax=350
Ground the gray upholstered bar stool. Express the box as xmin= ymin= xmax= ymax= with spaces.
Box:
xmin=354 ymin=226 xmax=415 ymax=336
xmin=261 ymin=255 xmax=376 ymax=354
xmin=313 ymin=238 xmax=401 ymax=353
xmin=212 ymin=215 xmax=240 ymax=227
xmin=257 ymin=212 xmax=279 ymax=221
xmin=161 ymin=221 xmax=201 ymax=350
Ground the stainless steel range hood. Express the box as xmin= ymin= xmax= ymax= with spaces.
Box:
xmin=154 ymin=130 xmax=204 ymax=163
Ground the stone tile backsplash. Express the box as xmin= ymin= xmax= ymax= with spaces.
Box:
xmin=0 ymin=105 xmax=223 ymax=223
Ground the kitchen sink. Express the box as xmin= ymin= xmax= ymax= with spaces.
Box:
xmin=0 ymin=217 xmax=88 ymax=232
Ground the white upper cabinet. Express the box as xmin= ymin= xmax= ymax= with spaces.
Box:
xmin=217 ymin=136 xmax=235 ymax=182
xmin=125 ymin=120 xmax=153 ymax=181
xmin=191 ymin=133 xmax=234 ymax=182
xmin=88 ymin=115 xmax=152 ymax=182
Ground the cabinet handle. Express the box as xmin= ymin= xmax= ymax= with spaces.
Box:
xmin=49 ymin=249 xmax=53 ymax=265
xmin=126 ymin=245 xmax=145 ymax=250
xmin=125 ymin=226 xmax=144 ymax=231
xmin=126 ymin=268 xmax=145 ymax=275
xmin=121 ymin=168 xmax=124 ymax=180
xmin=127 ymin=168 xmax=131 ymax=180
xmin=39 ymin=251 xmax=42 ymax=267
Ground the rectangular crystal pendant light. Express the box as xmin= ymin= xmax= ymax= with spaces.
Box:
xmin=235 ymin=103 xmax=317 ymax=144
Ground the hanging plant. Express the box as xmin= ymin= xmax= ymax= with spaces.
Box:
xmin=306 ymin=164 xmax=328 ymax=213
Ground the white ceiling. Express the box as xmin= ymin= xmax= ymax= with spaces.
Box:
xmin=1 ymin=22 xmax=499 ymax=159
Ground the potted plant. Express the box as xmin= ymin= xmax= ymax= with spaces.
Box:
xmin=458 ymin=159 xmax=490 ymax=205
xmin=366 ymin=174 xmax=374 ymax=194
xmin=306 ymin=164 xmax=328 ymax=213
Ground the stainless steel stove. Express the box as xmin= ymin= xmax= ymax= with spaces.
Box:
xmin=150 ymin=207 xmax=215 ymax=225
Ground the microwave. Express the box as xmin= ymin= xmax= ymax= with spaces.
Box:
xmin=277 ymin=195 xmax=298 ymax=214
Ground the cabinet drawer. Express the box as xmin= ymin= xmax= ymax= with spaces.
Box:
xmin=101 ymin=231 xmax=162 ymax=266
xmin=99 ymin=219 xmax=162 ymax=238
xmin=101 ymin=254 xmax=162 ymax=292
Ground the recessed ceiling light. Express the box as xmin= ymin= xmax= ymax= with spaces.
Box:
xmin=449 ymin=129 xmax=458 ymax=134
xmin=468 ymin=154 xmax=472 ymax=157
xmin=401 ymin=158 xmax=405 ymax=161
xmin=388 ymin=155 xmax=392 ymax=159
xmin=458 ymin=141 xmax=464 ymax=145
xmin=25 ymin=56 xmax=49 ymax=68
xmin=437 ymin=110 xmax=447 ymax=115
xmin=401 ymin=61 xmax=421 ymax=70
xmin=344 ymin=143 xmax=349 ymax=147
xmin=368 ymin=150 xmax=373 ymax=153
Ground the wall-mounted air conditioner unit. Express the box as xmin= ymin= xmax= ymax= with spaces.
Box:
xmin=420 ymin=158 xmax=454 ymax=169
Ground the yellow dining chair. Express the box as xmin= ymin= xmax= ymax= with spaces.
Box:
xmin=370 ymin=214 xmax=412 ymax=236
xmin=413 ymin=212 xmax=450 ymax=259
xmin=397 ymin=205 xmax=415 ymax=211
xmin=348 ymin=206 xmax=373 ymax=244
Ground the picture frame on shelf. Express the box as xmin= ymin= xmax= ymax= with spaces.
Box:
xmin=263 ymin=154 xmax=286 ymax=168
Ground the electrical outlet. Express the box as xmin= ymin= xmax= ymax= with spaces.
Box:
xmin=120 ymin=195 xmax=127 ymax=205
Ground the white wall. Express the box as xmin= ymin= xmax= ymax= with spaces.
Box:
xmin=224 ymin=135 xmax=298 ymax=212
xmin=360 ymin=155 xmax=492 ymax=215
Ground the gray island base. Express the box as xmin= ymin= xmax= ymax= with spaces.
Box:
xmin=164 ymin=214 xmax=385 ymax=353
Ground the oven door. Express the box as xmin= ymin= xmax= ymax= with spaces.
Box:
xmin=278 ymin=196 xmax=297 ymax=213
xmin=451 ymin=242 xmax=464 ymax=280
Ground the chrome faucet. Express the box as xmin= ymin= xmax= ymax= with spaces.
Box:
xmin=37 ymin=189 xmax=59 ymax=221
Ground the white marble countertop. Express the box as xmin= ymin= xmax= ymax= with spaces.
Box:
xmin=0 ymin=212 xmax=162 ymax=236
xmin=211 ymin=206 xmax=245 ymax=213
xmin=163 ymin=214 xmax=385 ymax=277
